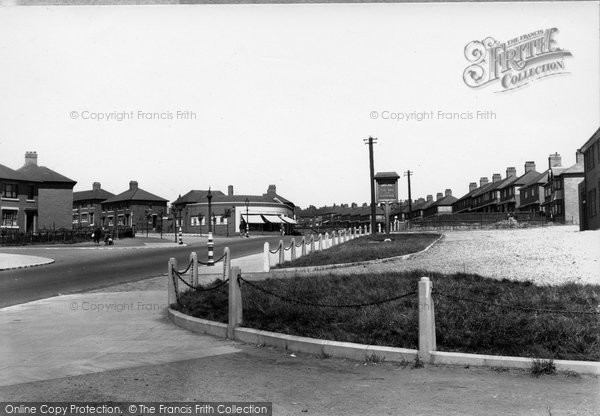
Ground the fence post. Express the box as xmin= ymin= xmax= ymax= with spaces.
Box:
xmin=278 ymin=240 xmax=285 ymax=265
xmin=228 ymin=266 xmax=242 ymax=339
xmin=291 ymin=238 xmax=297 ymax=261
xmin=301 ymin=236 xmax=306 ymax=257
xmin=263 ymin=242 xmax=270 ymax=272
xmin=167 ymin=257 xmax=177 ymax=306
xmin=318 ymin=233 xmax=323 ymax=251
xmin=418 ymin=277 xmax=436 ymax=363
xmin=190 ymin=252 xmax=198 ymax=286
xmin=310 ymin=235 xmax=315 ymax=253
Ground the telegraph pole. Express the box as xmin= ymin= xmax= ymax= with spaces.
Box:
xmin=364 ymin=137 xmax=377 ymax=233
xmin=404 ymin=170 xmax=413 ymax=222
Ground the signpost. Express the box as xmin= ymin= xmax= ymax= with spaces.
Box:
xmin=374 ymin=172 xmax=400 ymax=235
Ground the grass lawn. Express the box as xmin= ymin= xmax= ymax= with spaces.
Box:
xmin=174 ymin=271 xmax=600 ymax=361
xmin=275 ymin=233 xmax=441 ymax=268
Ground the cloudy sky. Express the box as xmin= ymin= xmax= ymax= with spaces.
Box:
xmin=0 ymin=2 xmax=598 ymax=208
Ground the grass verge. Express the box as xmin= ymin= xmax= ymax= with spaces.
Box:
xmin=275 ymin=233 xmax=440 ymax=268
xmin=174 ymin=271 xmax=600 ymax=361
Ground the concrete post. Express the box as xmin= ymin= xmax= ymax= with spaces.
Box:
xmin=318 ymin=233 xmax=323 ymax=251
xmin=278 ymin=240 xmax=284 ymax=265
xmin=418 ymin=277 xmax=436 ymax=363
xmin=263 ymin=242 xmax=270 ymax=272
xmin=190 ymin=252 xmax=198 ymax=286
xmin=167 ymin=257 xmax=177 ymax=306
xmin=310 ymin=235 xmax=315 ymax=253
xmin=301 ymin=236 xmax=306 ymax=257
xmin=378 ymin=223 xmax=382 ymax=234
xmin=291 ymin=238 xmax=297 ymax=261
xmin=228 ymin=266 xmax=242 ymax=339
xmin=325 ymin=232 xmax=329 ymax=249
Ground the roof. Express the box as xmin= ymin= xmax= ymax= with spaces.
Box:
xmin=173 ymin=190 xmax=226 ymax=205
xmin=472 ymin=181 xmax=496 ymax=197
xmin=0 ymin=163 xmax=27 ymax=181
xmin=430 ymin=195 xmax=458 ymax=207
xmin=521 ymin=170 xmax=549 ymax=188
xmin=102 ymin=187 xmax=168 ymax=204
xmin=73 ymin=188 xmax=115 ymax=202
xmin=174 ymin=189 xmax=295 ymax=208
xmin=579 ymin=127 xmax=600 ymax=153
xmin=559 ymin=162 xmax=584 ymax=176
xmin=374 ymin=172 xmax=400 ymax=180
xmin=17 ymin=164 xmax=76 ymax=184
xmin=497 ymin=169 xmax=541 ymax=190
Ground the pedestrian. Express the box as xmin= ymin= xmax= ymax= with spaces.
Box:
xmin=239 ymin=218 xmax=246 ymax=238
xmin=280 ymin=223 xmax=285 ymax=237
xmin=93 ymin=227 xmax=102 ymax=244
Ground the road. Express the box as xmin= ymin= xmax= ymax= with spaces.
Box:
xmin=0 ymin=235 xmax=294 ymax=308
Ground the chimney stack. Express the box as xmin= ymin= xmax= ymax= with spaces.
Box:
xmin=426 ymin=195 xmax=433 ymax=202
xmin=480 ymin=177 xmax=489 ymax=187
xmin=524 ymin=161 xmax=536 ymax=173
xmin=129 ymin=181 xmax=138 ymax=191
xmin=445 ymin=189 xmax=452 ymax=197
xmin=417 ymin=198 xmax=425 ymax=204
xmin=25 ymin=151 xmax=38 ymax=166
xmin=492 ymin=173 xmax=502 ymax=183
xmin=228 ymin=185 xmax=234 ymax=196
xmin=351 ymin=202 xmax=357 ymax=208
xmin=267 ymin=185 xmax=277 ymax=195
xmin=506 ymin=167 xmax=517 ymax=178
xmin=575 ymin=151 xmax=584 ymax=165
xmin=93 ymin=182 xmax=101 ymax=191
xmin=469 ymin=182 xmax=477 ymax=192
xmin=548 ymin=153 xmax=562 ymax=169
xmin=436 ymin=192 xmax=443 ymax=200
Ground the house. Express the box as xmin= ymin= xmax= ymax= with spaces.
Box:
xmin=541 ymin=153 xmax=584 ymax=224
xmin=423 ymin=189 xmax=458 ymax=217
xmin=579 ymin=127 xmax=600 ymax=231
xmin=172 ymin=185 xmax=296 ymax=235
xmin=453 ymin=182 xmax=478 ymax=213
xmin=101 ymin=181 xmax=168 ymax=232
xmin=496 ymin=163 xmax=541 ymax=212
xmin=518 ymin=153 xmax=563 ymax=214
xmin=73 ymin=182 xmax=115 ymax=228
xmin=412 ymin=195 xmax=435 ymax=219
xmin=1 ymin=151 xmax=76 ymax=233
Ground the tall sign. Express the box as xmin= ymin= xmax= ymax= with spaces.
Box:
xmin=374 ymin=172 xmax=400 ymax=234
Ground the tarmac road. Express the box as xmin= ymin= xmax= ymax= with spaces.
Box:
xmin=0 ymin=235 xmax=292 ymax=308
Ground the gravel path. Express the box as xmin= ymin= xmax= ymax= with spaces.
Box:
xmin=329 ymin=225 xmax=600 ymax=286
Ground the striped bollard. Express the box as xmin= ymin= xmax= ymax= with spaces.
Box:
xmin=207 ymin=232 xmax=214 ymax=266
xmin=178 ymin=226 xmax=183 ymax=245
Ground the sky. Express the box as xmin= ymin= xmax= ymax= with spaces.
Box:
xmin=0 ymin=2 xmax=598 ymax=209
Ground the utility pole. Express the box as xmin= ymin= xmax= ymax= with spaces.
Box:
xmin=364 ymin=136 xmax=377 ymax=233
xmin=404 ymin=170 xmax=413 ymax=222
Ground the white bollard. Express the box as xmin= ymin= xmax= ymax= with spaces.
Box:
xmin=318 ymin=233 xmax=323 ymax=251
xmin=263 ymin=242 xmax=270 ymax=272
xmin=418 ymin=277 xmax=436 ymax=363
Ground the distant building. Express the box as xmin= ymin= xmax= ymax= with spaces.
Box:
xmin=542 ymin=153 xmax=584 ymax=224
xmin=172 ymin=185 xmax=296 ymax=235
xmin=101 ymin=181 xmax=168 ymax=232
xmin=1 ymin=151 xmax=76 ymax=232
xmin=423 ymin=189 xmax=457 ymax=217
xmin=579 ymin=127 xmax=600 ymax=230
xmin=73 ymin=182 xmax=115 ymax=228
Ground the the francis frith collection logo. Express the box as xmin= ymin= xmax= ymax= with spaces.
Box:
xmin=463 ymin=28 xmax=572 ymax=92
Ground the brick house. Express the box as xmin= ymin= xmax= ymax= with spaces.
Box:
xmin=73 ymin=182 xmax=115 ymax=229
xmin=496 ymin=164 xmax=541 ymax=213
xmin=423 ymin=190 xmax=457 ymax=217
xmin=101 ymin=181 xmax=168 ymax=232
xmin=541 ymin=153 xmax=584 ymax=224
xmin=172 ymin=185 xmax=296 ymax=235
xmin=1 ymin=152 xmax=76 ymax=233
xmin=579 ymin=128 xmax=600 ymax=231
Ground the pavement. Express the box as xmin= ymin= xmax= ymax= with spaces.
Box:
xmin=0 ymin=244 xmax=599 ymax=414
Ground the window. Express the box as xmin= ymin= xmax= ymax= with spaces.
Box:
xmin=524 ymin=190 xmax=528 ymax=198
xmin=590 ymin=189 xmax=597 ymax=217
xmin=108 ymin=216 xmax=114 ymax=226
xmin=1 ymin=209 xmax=18 ymax=227
xmin=2 ymin=183 xmax=18 ymax=199
xmin=27 ymin=185 xmax=35 ymax=200
xmin=81 ymin=213 xmax=88 ymax=223
xmin=191 ymin=217 xmax=199 ymax=226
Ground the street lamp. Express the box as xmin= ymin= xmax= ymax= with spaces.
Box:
xmin=245 ymin=197 xmax=249 ymax=238
xmin=207 ymin=187 xmax=213 ymax=234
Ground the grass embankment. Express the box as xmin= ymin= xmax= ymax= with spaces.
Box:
xmin=175 ymin=272 xmax=600 ymax=361
xmin=275 ymin=233 xmax=440 ymax=268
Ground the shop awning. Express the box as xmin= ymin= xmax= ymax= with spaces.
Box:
xmin=245 ymin=214 xmax=265 ymax=224
xmin=262 ymin=214 xmax=286 ymax=224
xmin=280 ymin=216 xmax=297 ymax=224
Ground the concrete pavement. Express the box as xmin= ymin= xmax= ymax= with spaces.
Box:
xmin=0 ymin=253 xmax=54 ymax=271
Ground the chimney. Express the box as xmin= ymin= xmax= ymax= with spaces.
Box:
xmin=506 ymin=167 xmax=517 ymax=178
xmin=575 ymin=151 xmax=584 ymax=165
xmin=524 ymin=161 xmax=535 ymax=173
xmin=228 ymin=185 xmax=234 ymax=196
xmin=267 ymin=185 xmax=276 ymax=195
xmin=480 ymin=177 xmax=489 ymax=187
xmin=351 ymin=202 xmax=357 ymax=208
xmin=417 ymin=198 xmax=425 ymax=203
xmin=362 ymin=203 xmax=368 ymax=207
xmin=445 ymin=189 xmax=452 ymax=197
xmin=548 ymin=153 xmax=562 ymax=169
xmin=25 ymin=151 xmax=38 ymax=166
xmin=426 ymin=195 xmax=433 ymax=202
xmin=129 ymin=181 xmax=138 ymax=191
xmin=469 ymin=182 xmax=477 ymax=192
xmin=492 ymin=173 xmax=502 ymax=183
xmin=92 ymin=182 xmax=101 ymax=191
xmin=341 ymin=203 xmax=348 ymax=208
xmin=436 ymin=192 xmax=443 ymax=200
